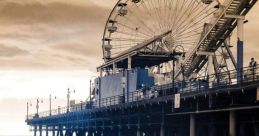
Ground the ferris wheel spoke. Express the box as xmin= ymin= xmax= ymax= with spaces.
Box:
xmin=131 ymin=2 xmax=160 ymax=34
xmin=171 ymin=0 xmax=187 ymax=31
xmin=116 ymin=27 xmax=151 ymax=38
xmin=169 ymin=0 xmax=198 ymax=30
xmin=172 ymin=1 xmax=195 ymax=26
xmin=157 ymin=0 xmax=170 ymax=31
xmin=172 ymin=7 xmax=215 ymax=38
xmin=175 ymin=10 xmax=215 ymax=38
xmin=175 ymin=36 xmax=200 ymax=42
xmin=150 ymin=0 xmax=169 ymax=32
xmin=188 ymin=5 xmax=216 ymax=23
xmin=138 ymin=1 xmax=161 ymax=32
xmin=116 ymin=21 xmax=152 ymax=38
xmin=123 ymin=9 xmax=156 ymax=35
xmin=165 ymin=0 xmax=176 ymax=30
xmin=145 ymin=0 xmax=164 ymax=32
xmin=178 ymin=25 xmax=203 ymax=38
xmin=171 ymin=1 xmax=209 ymax=31
xmin=170 ymin=0 xmax=198 ymax=31
xmin=171 ymin=0 xmax=189 ymax=30
xmin=116 ymin=7 xmax=153 ymax=35
xmin=167 ymin=0 xmax=179 ymax=30
xmin=131 ymin=1 xmax=155 ymax=34
xmin=173 ymin=38 xmax=197 ymax=44
xmin=163 ymin=0 xmax=171 ymax=30
xmin=115 ymin=29 xmax=149 ymax=39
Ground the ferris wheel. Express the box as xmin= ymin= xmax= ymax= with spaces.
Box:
xmin=102 ymin=0 xmax=227 ymax=61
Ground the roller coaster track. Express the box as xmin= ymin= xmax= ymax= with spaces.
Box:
xmin=175 ymin=0 xmax=258 ymax=78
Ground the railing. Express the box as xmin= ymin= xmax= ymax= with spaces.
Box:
xmin=27 ymin=65 xmax=259 ymax=120
xmin=27 ymin=101 xmax=91 ymax=120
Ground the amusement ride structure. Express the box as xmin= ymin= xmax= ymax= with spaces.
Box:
xmin=26 ymin=0 xmax=259 ymax=136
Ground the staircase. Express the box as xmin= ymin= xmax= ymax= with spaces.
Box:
xmin=175 ymin=0 xmax=257 ymax=78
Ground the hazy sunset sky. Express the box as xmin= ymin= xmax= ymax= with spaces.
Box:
xmin=0 ymin=0 xmax=258 ymax=135
xmin=0 ymin=0 xmax=117 ymax=135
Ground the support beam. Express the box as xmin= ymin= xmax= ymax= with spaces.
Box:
xmin=190 ymin=114 xmax=196 ymax=136
xmin=160 ymin=125 xmax=165 ymax=136
xmin=161 ymin=103 xmax=165 ymax=136
xmin=253 ymin=123 xmax=259 ymax=136
xmin=95 ymin=130 xmax=100 ymax=136
xmin=39 ymin=125 xmax=42 ymax=136
xmin=101 ymin=130 xmax=104 ymax=136
xmin=157 ymin=65 xmax=161 ymax=74
xmin=179 ymin=121 xmax=185 ymax=136
xmin=196 ymin=51 xmax=214 ymax=88
xmin=113 ymin=63 xmax=117 ymax=73
xmin=229 ymin=111 xmax=236 ymax=136
xmin=223 ymin=14 xmax=245 ymax=82
xmin=137 ymin=127 xmax=142 ymax=136
xmin=57 ymin=129 xmax=59 ymax=136
xmin=100 ymin=68 xmax=103 ymax=77
xmin=237 ymin=18 xmax=244 ymax=82
xmin=53 ymin=126 xmax=56 ymax=136
xmin=79 ymin=130 xmax=86 ymax=136
xmin=128 ymin=56 xmax=132 ymax=70
xmin=153 ymin=131 xmax=157 ymax=136
xmin=59 ymin=127 xmax=64 ymax=136
xmin=224 ymin=37 xmax=237 ymax=70
xmin=118 ymin=128 xmax=121 ymax=136
xmin=209 ymin=124 xmax=215 ymax=136
xmin=93 ymin=130 xmax=97 ymax=136
xmin=65 ymin=130 xmax=72 ymax=136
xmin=239 ymin=124 xmax=245 ymax=136
xmin=46 ymin=126 xmax=49 ymax=136
xmin=88 ymin=130 xmax=93 ymax=136
xmin=61 ymin=130 xmax=64 ymax=136
xmin=208 ymin=55 xmax=214 ymax=88
xmin=34 ymin=126 xmax=37 ymax=136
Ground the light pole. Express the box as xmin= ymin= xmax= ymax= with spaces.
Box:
xmin=49 ymin=94 xmax=56 ymax=116
xmin=26 ymin=102 xmax=32 ymax=120
xmin=181 ymin=63 xmax=185 ymax=90
xmin=171 ymin=45 xmax=185 ymax=92
xmin=67 ymin=88 xmax=75 ymax=113
xmin=80 ymin=101 xmax=84 ymax=110
xmin=89 ymin=79 xmax=92 ymax=105
xmin=172 ymin=50 xmax=176 ymax=92
xmin=58 ymin=106 xmax=61 ymax=114
xmin=36 ymin=98 xmax=43 ymax=116
xmin=89 ymin=76 xmax=97 ymax=109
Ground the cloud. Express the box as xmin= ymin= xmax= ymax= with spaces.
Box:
xmin=0 ymin=44 xmax=30 ymax=57
xmin=51 ymin=43 xmax=101 ymax=58
xmin=0 ymin=1 xmax=110 ymax=25
xmin=0 ymin=0 xmax=111 ymax=72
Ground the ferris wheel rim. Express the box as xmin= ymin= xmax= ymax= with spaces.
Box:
xmin=102 ymin=0 xmax=225 ymax=62
xmin=102 ymin=0 xmax=123 ymax=61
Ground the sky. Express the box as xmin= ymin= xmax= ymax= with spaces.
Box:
xmin=0 ymin=0 xmax=117 ymax=135
xmin=0 ymin=0 xmax=258 ymax=135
